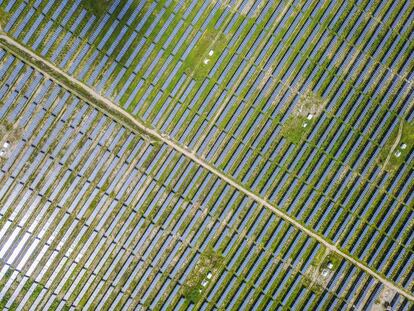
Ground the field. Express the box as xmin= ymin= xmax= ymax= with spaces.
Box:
xmin=0 ymin=0 xmax=413 ymax=310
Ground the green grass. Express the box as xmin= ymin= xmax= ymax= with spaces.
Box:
xmin=0 ymin=119 xmax=12 ymax=131
xmin=183 ymin=30 xmax=228 ymax=80
xmin=280 ymin=115 xmax=313 ymax=144
xmin=0 ymin=119 xmax=23 ymax=146
xmin=0 ymin=8 xmax=8 ymax=29
xmin=277 ymin=92 xmax=324 ymax=144
xmin=80 ymin=0 xmax=113 ymax=16
xmin=298 ymin=92 xmax=325 ymax=115
xmin=378 ymin=120 xmax=414 ymax=171
xmin=182 ymin=248 xmax=223 ymax=304
xmin=399 ymin=121 xmax=414 ymax=149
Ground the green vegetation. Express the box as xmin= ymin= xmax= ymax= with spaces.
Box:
xmin=80 ymin=0 xmax=113 ymax=16
xmin=280 ymin=114 xmax=313 ymax=144
xmin=183 ymin=30 xmax=228 ymax=80
xmin=279 ymin=93 xmax=324 ymax=143
xmin=297 ymin=92 xmax=325 ymax=117
xmin=0 ymin=119 xmax=11 ymax=132
xmin=378 ymin=120 xmax=414 ymax=171
xmin=311 ymin=246 xmax=327 ymax=268
xmin=321 ymin=252 xmax=341 ymax=271
xmin=182 ymin=248 xmax=223 ymax=304
xmin=0 ymin=7 xmax=8 ymax=28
